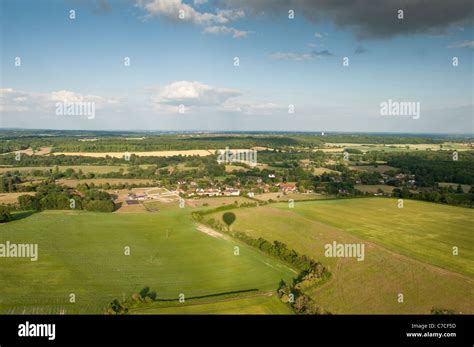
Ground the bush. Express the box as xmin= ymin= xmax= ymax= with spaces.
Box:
xmin=85 ymin=200 xmax=115 ymax=212
xmin=0 ymin=205 xmax=12 ymax=223
xmin=18 ymin=194 xmax=39 ymax=211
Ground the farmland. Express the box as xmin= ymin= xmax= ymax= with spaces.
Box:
xmin=0 ymin=130 xmax=473 ymax=315
xmin=322 ymin=142 xmax=472 ymax=153
xmin=349 ymin=165 xmax=398 ymax=173
xmin=207 ymin=198 xmax=474 ymax=313
xmin=252 ymin=192 xmax=328 ymax=202
xmin=0 ymin=192 xmax=35 ymax=204
xmin=0 ymin=208 xmax=295 ymax=314
xmin=355 ymin=184 xmax=397 ymax=194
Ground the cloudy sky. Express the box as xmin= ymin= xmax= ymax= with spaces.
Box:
xmin=0 ymin=0 xmax=473 ymax=133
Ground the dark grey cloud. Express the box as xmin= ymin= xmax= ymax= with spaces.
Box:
xmin=270 ymin=49 xmax=333 ymax=60
xmin=68 ymin=0 xmax=112 ymax=15
xmin=219 ymin=0 xmax=474 ymax=39
xmin=312 ymin=49 xmax=333 ymax=57
xmin=94 ymin=0 xmax=112 ymax=15
xmin=354 ymin=46 xmax=368 ymax=54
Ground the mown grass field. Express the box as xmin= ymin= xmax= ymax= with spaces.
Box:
xmin=207 ymin=198 xmax=474 ymax=313
xmin=323 ymin=142 xmax=472 ymax=152
xmin=131 ymin=295 xmax=293 ymax=314
xmin=253 ymin=192 xmax=328 ymax=202
xmin=0 ymin=208 xmax=294 ymax=314
xmin=349 ymin=165 xmax=398 ymax=173
xmin=290 ymin=198 xmax=473 ymax=276
xmin=185 ymin=196 xmax=255 ymax=209
xmin=355 ymin=184 xmax=396 ymax=193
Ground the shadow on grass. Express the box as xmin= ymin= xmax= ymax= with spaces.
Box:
xmin=10 ymin=210 xmax=38 ymax=222
xmin=114 ymin=202 xmax=123 ymax=211
xmin=154 ymin=288 xmax=259 ymax=302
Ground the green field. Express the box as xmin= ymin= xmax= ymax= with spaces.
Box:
xmin=355 ymin=184 xmax=395 ymax=193
xmin=1 ymin=197 xmax=473 ymax=314
xmin=349 ymin=165 xmax=398 ymax=173
xmin=289 ymin=198 xmax=473 ymax=276
xmin=131 ymin=295 xmax=293 ymax=314
xmin=208 ymin=198 xmax=474 ymax=313
xmin=0 ymin=208 xmax=295 ymax=314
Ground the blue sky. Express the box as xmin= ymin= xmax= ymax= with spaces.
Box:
xmin=0 ymin=0 xmax=473 ymax=133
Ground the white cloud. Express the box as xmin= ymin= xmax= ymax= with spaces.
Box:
xmin=314 ymin=32 xmax=324 ymax=38
xmin=0 ymin=88 xmax=118 ymax=112
xmin=135 ymin=0 xmax=244 ymax=25
xmin=50 ymin=90 xmax=118 ymax=109
xmin=150 ymin=81 xmax=281 ymax=116
xmin=448 ymin=40 xmax=474 ymax=49
xmin=0 ymin=88 xmax=33 ymax=112
xmin=215 ymin=9 xmax=245 ymax=21
xmin=203 ymin=25 xmax=251 ymax=38
xmin=151 ymin=81 xmax=241 ymax=111
xmin=221 ymin=99 xmax=282 ymax=115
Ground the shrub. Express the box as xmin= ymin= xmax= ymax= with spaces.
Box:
xmin=85 ymin=200 xmax=115 ymax=212
xmin=0 ymin=205 xmax=11 ymax=223
xmin=18 ymin=194 xmax=39 ymax=211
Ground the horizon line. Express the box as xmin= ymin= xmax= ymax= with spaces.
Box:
xmin=0 ymin=127 xmax=473 ymax=137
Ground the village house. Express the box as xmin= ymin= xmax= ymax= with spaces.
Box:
xmin=223 ymin=187 xmax=240 ymax=196
xmin=278 ymin=182 xmax=298 ymax=194
xmin=395 ymin=173 xmax=406 ymax=180
xmin=196 ymin=188 xmax=221 ymax=197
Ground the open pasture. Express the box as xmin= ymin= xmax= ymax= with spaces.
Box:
xmin=206 ymin=198 xmax=474 ymax=313
xmin=0 ymin=209 xmax=294 ymax=314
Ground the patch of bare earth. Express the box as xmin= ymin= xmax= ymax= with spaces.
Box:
xmin=195 ymin=223 xmax=230 ymax=241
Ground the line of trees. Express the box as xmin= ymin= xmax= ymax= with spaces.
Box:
xmin=392 ymin=185 xmax=474 ymax=207
xmin=277 ymin=280 xmax=331 ymax=314
xmin=16 ymin=183 xmax=115 ymax=212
